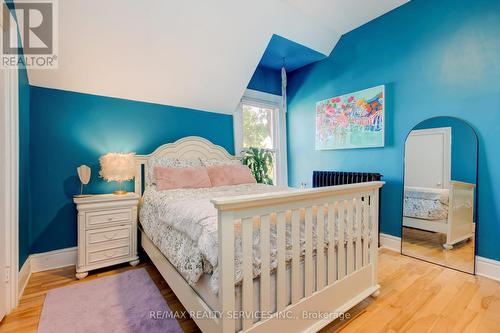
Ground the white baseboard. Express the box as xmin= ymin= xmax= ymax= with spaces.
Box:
xmin=379 ymin=233 xmax=500 ymax=282
xmin=18 ymin=258 xmax=31 ymax=297
xmin=29 ymin=247 xmax=77 ymax=272
xmin=18 ymin=247 xmax=77 ymax=298
xmin=476 ymin=256 xmax=500 ymax=282
xmin=379 ymin=233 xmax=401 ymax=252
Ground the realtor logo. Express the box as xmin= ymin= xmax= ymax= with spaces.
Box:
xmin=1 ymin=0 xmax=58 ymax=69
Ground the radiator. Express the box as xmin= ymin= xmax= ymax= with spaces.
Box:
xmin=312 ymin=171 xmax=383 ymax=245
xmin=312 ymin=171 xmax=382 ymax=187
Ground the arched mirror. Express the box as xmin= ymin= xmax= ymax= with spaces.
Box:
xmin=401 ymin=117 xmax=478 ymax=274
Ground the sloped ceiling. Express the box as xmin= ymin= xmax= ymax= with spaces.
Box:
xmin=26 ymin=0 xmax=408 ymax=114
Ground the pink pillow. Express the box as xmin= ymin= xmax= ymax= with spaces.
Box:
xmin=206 ymin=164 xmax=256 ymax=187
xmin=153 ymin=167 xmax=212 ymax=190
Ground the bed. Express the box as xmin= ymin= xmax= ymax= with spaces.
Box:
xmin=403 ymin=181 xmax=475 ymax=249
xmin=135 ymin=136 xmax=384 ymax=333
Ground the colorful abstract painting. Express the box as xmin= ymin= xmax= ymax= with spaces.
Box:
xmin=315 ymin=85 xmax=385 ymax=150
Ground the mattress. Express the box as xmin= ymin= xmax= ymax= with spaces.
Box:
xmin=403 ymin=186 xmax=449 ymax=220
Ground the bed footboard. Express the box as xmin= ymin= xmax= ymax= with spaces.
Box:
xmin=211 ymin=181 xmax=384 ymax=333
xmin=445 ymin=181 xmax=475 ymax=249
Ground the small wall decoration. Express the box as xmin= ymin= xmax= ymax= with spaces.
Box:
xmin=315 ymin=85 xmax=385 ymax=150
xmin=75 ymin=165 xmax=91 ymax=197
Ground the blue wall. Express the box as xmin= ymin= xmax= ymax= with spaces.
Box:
xmin=29 ymin=87 xmax=234 ymax=254
xmin=247 ymin=65 xmax=282 ymax=95
xmin=287 ymin=0 xmax=500 ymax=260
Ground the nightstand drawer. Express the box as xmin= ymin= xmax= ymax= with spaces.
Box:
xmin=86 ymin=209 xmax=132 ymax=228
xmin=87 ymin=245 xmax=131 ymax=264
xmin=86 ymin=225 xmax=131 ymax=245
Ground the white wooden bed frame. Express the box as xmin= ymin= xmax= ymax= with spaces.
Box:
xmin=403 ymin=181 xmax=475 ymax=250
xmin=134 ymin=136 xmax=384 ymax=333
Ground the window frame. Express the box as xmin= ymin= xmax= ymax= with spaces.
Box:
xmin=234 ymin=89 xmax=287 ymax=186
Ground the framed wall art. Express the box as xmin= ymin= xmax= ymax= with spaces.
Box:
xmin=315 ymin=85 xmax=385 ymax=150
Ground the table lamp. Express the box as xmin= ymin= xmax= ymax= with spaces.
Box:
xmin=99 ymin=152 xmax=136 ymax=195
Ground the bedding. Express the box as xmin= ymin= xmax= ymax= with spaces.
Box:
xmin=403 ymin=186 xmax=449 ymax=220
xmin=145 ymin=157 xmax=203 ymax=185
xmin=154 ymin=166 xmax=212 ymax=190
xmin=140 ymin=183 xmax=371 ymax=295
xmin=206 ymin=164 xmax=256 ymax=186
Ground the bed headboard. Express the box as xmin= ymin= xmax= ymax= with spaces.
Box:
xmin=134 ymin=136 xmax=238 ymax=195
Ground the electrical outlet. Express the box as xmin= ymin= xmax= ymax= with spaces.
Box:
xmin=5 ymin=267 xmax=10 ymax=283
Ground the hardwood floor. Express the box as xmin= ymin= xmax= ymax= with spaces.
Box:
xmin=1 ymin=249 xmax=499 ymax=333
xmin=402 ymin=227 xmax=475 ymax=273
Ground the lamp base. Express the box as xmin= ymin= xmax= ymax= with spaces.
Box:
xmin=113 ymin=190 xmax=128 ymax=195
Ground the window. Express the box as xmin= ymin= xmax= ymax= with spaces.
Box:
xmin=234 ymin=90 xmax=288 ymax=186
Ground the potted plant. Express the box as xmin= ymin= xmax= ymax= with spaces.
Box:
xmin=241 ymin=147 xmax=274 ymax=185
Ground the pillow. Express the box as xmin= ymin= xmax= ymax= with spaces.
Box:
xmin=206 ymin=164 xmax=256 ymax=187
xmin=200 ymin=158 xmax=242 ymax=167
xmin=154 ymin=166 xmax=212 ymax=190
xmin=146 ymin=157 xmax=202 ymax=185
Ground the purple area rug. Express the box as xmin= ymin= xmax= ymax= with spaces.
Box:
xmin=37 ymin=268 xmax=183 ymax=333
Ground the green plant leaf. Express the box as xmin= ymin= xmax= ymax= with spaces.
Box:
xmin=240 ymin=147 xmax=274 ymax=184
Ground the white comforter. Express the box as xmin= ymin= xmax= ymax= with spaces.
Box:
xmin=140 ymin=184 xmax=369 ymax=294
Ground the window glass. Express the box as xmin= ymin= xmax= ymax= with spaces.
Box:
xmin=242 ymin=104 xmax=274 ymax=149
xmin=241 ymin=104 xmax=276 ymax=182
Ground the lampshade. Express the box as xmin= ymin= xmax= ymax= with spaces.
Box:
xmin=99 ymin=152 xmax=136 ymax=182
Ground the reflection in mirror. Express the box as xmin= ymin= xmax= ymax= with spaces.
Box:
xmin=402 ymin=117 xmax=477 ymax=274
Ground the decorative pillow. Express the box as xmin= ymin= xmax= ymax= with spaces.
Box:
xmin=206 ymin=164 xmax=256 ymax=187
xmin=200 ymin=158 xmax=242 ymax=167
xmin=146 ymin=157 xmax=202 ymax=185
xmin=154 ymin=166 xmax=212 ymax=190
xmin=145 ymin=157 xmax=177 ymax=185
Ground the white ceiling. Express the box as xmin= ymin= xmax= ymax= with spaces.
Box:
xmin=284 ymin=0 xmax=410 ymax=35
xmin=26 ymin=0 xmax=408 ymax=114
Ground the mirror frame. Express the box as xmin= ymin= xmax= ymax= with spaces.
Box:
xmin=400 ymin=116 xmax=479 ymax=275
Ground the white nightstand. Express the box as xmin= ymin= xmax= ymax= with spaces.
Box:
xmin=73 ymin=193 xmax=140 ymax=279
